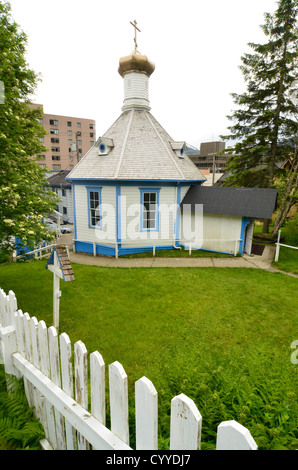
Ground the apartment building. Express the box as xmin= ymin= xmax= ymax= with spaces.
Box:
xmin=187 ymin=141 xmax=229 ymax=173
xmin=33 ymin=105 xmax=96 ymax=172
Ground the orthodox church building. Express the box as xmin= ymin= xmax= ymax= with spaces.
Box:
xmin=67 ymin=30 xmax=277 ymax=257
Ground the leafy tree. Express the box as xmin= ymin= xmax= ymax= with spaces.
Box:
xmin=0 ymin=1 xmax=58 ymax=254
xmin=221 ymin=0 xmax=298 ymax=233
xmin=272 ymin=145 xmax=297 ymax=235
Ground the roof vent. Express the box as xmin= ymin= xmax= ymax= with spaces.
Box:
xmin=97 ymin=137 xmax=114 ymax=156
xmin=170 ymin=141 xmax=186 ymax=159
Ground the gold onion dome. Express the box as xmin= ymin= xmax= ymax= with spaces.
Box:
xmin=118 ymin=52 xmax=155 ymax=77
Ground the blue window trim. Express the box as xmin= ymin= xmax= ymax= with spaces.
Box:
xmin=86 ymin=186 xmax=102 ymax=229
xmin=139 ymin=188 xmax=160 ymax=232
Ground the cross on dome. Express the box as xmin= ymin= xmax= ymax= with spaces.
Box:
xmin=130 ymin=19 xmax=141 ymax=53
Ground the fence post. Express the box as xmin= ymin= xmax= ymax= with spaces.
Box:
xmin=8 ymin=291 xmax=18 ymax=326
xmin=109 ymin=361 xmax=129 ymax=446
xmin=275 ymin=229 xmax=281 ymax=262
xmin=75 ymin=340 xmax=89 ymax=450
xmin=60 ymin=332 xmax=77 ymax=450
xmin=216 ymin=420 xmax=258 ymax=450
xmin=170 ymin=393 xmax=202 ymax=450
xmin=48 ymin=326 xmax=66 ymax=450
xmin=135 ymin=376 xmax=158 ymax=450
xmin=38 ymin=319 xmax=58 ymax=449
xmin=0 ymin=325 xmax=19 ymax=379
xmin=90 ymin=351 xmax=106 ymax=426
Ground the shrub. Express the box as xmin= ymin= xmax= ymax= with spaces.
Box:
xmin=0 ymin=366 xmax=45 ymax=449
xmin=283 ymin=214 xmax=298 ymax=246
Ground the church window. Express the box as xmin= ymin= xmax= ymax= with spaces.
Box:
xmin=140 ymin=189 xmax=160 ymax=231
xmin=87 ymin=187 xmax=102 ymax=228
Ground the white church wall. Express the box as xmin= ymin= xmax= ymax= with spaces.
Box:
xmin=120 ymin=185 xmax=178 ymax=248
xmin=74 ymin=184 xmax=116 ymax=244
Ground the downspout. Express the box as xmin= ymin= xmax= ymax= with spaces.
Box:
xmin=173 ymin=185 xmax=182 ymax=249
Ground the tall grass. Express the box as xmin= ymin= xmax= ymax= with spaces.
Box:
xmin=0 ymin=261 xmax=297 ymax=449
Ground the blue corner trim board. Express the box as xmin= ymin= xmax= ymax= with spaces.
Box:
xmin=239 ymin=217 xmax=251 ymax=254
xmin=72 ymin=184 xmax=77 ymax=240
xmin=175 ymin=186 xmax=181 ymax=244
xmin=116 ymin=185 xmax=121 ymax=244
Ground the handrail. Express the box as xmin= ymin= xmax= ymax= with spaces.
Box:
xmin=275 ymin=229 xmax=298 ymax=262
xmin=13 ymin=244 xmax=57 ymax=261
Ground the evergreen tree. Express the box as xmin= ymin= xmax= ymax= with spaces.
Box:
xmin=221 ymin=0 xmax=298 ymax=233
xmin=0 ymin=1 xmax=58 ymax=253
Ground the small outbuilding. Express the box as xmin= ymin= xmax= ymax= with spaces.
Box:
xmin=180 ymin=186 xmax=278 ymax=255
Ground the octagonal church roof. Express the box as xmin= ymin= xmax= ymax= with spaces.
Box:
xmin=67 ymin=109 xmax=206 ymax=182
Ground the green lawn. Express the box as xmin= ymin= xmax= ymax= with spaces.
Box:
xmin=0 ymin=260 xmax=297 ymax=450
xmin=272 ymin=246 xmax=298 ymax=275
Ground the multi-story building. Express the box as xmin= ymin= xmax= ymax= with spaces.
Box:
xmin=32 ymin=104 xmax=96 ymax=172
xmin=187 ymin=141 xmax=229 ymax=173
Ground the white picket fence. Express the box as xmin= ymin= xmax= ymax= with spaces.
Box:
xmin=0 ymin=287 xmax=258 ymax=451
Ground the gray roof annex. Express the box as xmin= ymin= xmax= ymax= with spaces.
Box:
xmin=181 ymin=186 xmax=278 ymax=219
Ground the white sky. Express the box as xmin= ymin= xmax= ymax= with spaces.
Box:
xmin=9 ymin=0 xmax=277 ymax=149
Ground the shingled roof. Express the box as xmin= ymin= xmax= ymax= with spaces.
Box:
xmin=48 ymin=170 xmax=71 ymax=188
xmin=46 ymin=245 xmax=75 ymax=282
xmin=181 ymin=186 xmax=278 ymax=219
xmin=67 ymin=110 xmax=206 ymax=182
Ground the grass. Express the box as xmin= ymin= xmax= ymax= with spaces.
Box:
xmin=0 ymin=259 xmax=297 ymax=450
xmin=272 ymin=246 xmax=298 ymax=275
